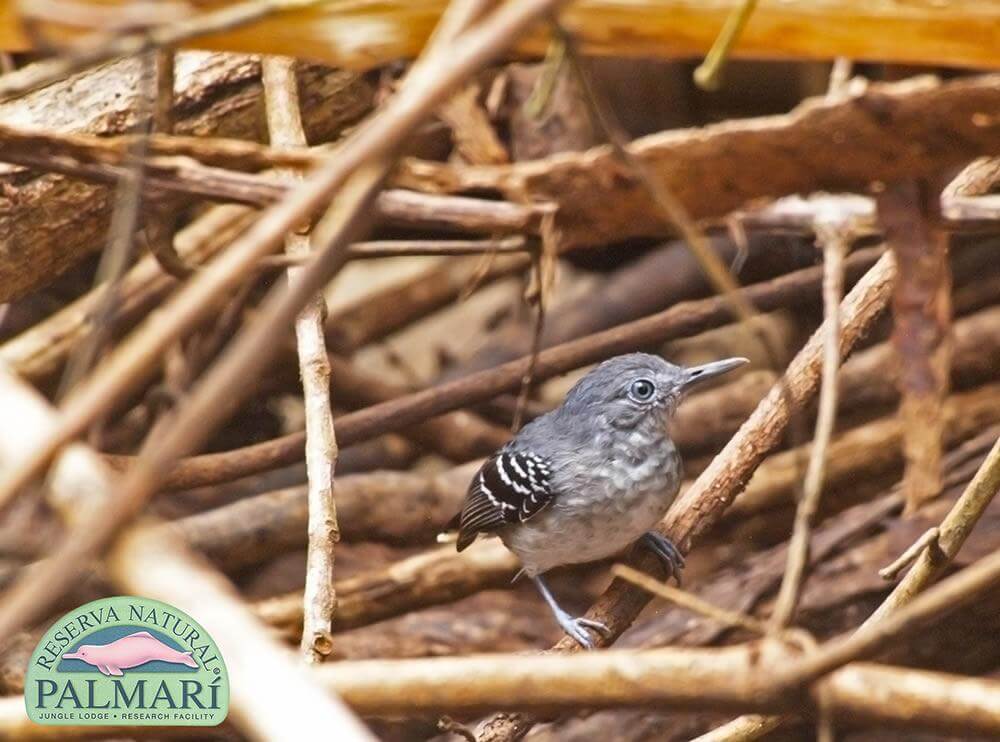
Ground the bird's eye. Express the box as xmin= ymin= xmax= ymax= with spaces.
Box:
xmin=628 ymin=378 xmax=656 ymax=402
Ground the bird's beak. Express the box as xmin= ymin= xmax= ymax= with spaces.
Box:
xmin=682 ymin=357 xmax=749 ymax=391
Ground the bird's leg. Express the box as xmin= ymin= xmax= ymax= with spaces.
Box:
xmin=531 ymin=575 xmax=610 ymax=650
xmin=640 ymin=532 xmax=686 ymax=585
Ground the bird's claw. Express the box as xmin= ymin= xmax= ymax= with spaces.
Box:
xmin=641 ymin=532 xmax=686 ymax=586
xmin=554 ymin=611 xmax=609 ymax=649
xmin=577 ymin=617 xmax=612 ymax=637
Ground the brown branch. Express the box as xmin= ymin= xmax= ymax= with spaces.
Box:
xmin=322 ymin=251 xmax=530 ymax=355
xmin=182 ymin=463 xmax=480 ymax=571
xmin=145 ymin=47 xmax=193 ymax=278
xmin=0 ymin=204 xmax=255 ymax=383
xmin=942 ymin=156 xmax=1000 ymax=222
xmin=255 ymin=539 xmax=519 ymax=637
xmin=438 ymin=82 xmax=509 ymax=165
xmin=5 ymin=72 xmax=995 ymax=304
xmin=5 ymin=650 xmax=1000 ymax=738
xmin=0 ymin=53 xmax=372 ymax=303
xmin=323 ymin=356 xmax=510 ymax=463
xmin=0 ymin=126 xmax=543 ymax=230
xmin=877 ymin=180 xmax=952 ymax=512
xmin=309 ymin=650 xmax=1000 ymax=735
xmin=399 ymin=74 xmax=1000 ymax=250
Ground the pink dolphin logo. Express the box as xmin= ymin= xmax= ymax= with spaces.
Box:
xmin=62 ymin=631 xmax=198 ymax=676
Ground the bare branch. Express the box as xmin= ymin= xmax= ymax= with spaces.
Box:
xmin=263 ymin=53 xmax=339 ymax=664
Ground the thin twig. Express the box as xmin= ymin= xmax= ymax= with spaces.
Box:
xmin=611 ymin=564 xmax=769 ymax=636
xmin=689 ymin=715 xmax=787 ymax=742
xmin=768 ymin=512 xmax=1000 ymax=694
xmin=866 ymin=432 xmax=1000 ymax=622
xmin=770 ymin=221 xmax=849 ymax=628
xmin=144 ymin=46 xmax=193 ymax=278
xmin=826 ymin=57 xmax=854 ymax=98
xmin=257 ymin=237 xmax=530 ymax=267
xmin=262 ymin=54 xmax=339 ymax=664
xmin=510 ymin=223 xmax=551 ymax=432
xmin=879 ymin=527 xmax=942 ymax=581
xmin=554 ymin=21 xmax=758 ymax=325
xmin=693 ymin=0 xmax=760 ymax=91
xmin=56 ymin=51 xmax=155 ymax=407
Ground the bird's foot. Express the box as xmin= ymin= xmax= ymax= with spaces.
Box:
xmin=641 ymin=532 xmax=686 ymax=585
xmin=553 ymin=609 xmax=610 ymax=650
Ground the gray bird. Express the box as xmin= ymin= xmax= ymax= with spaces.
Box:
xmin=452 ymin=352 xmax=748 ymax=648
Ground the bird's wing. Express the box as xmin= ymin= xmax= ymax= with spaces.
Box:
xmin=456 ymin=451 xmax=554 ymax=550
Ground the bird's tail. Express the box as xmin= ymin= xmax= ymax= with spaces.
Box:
xmin=454 ymin=530 xmax=477 ymax=552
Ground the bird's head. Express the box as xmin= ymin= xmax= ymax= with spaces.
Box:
xmin=562 ymin=352 xmax=748 ymax=431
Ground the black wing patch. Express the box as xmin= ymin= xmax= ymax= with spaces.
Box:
xmin=455 ymin=451 xmax=553 ymax=551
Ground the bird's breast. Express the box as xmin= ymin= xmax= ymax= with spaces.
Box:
xmin=503 ymin=441 xmax=682 ymax=575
